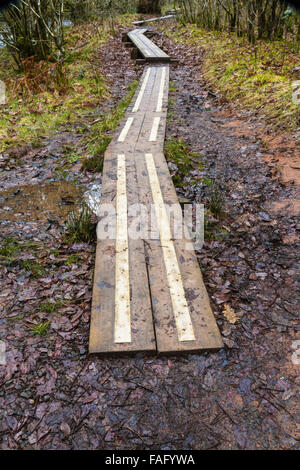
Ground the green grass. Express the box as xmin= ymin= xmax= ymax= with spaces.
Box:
xmin=0 ymin=237 xmax=20 ymax=264
xmin=62 ymin=145 xmax=81 ymax=163
xmin=164 ymin=138 xmax=226 ymax=242
xmin=65 ymin=254 xmax=81 ymax=265
xmin=0 ymin=238 xmax=43 ymax=272
xmin=0 ymin=14 xmax=140 ymax=153
xmin=65 ymin=203 xmax=96 ymax=243
xmin=7 ymin=314 xmax=23 ymax=322
xmin=164 ymin=138 xmax=204 ymax=188
xmin=82 ymin=135 xmax=111 ymax=172
xmin=167 ymin=25 xmax=300 ymax=132
xmin=21 ymin=259 xmax=45 ymax=278
xmin=32 ymin=321 xmax=50 ymax=336
xmin=169 ymin=80 xmax=177 ymax=93
xmin=82 ymin=79 xmax=139 ymax=172
xmin=208 ymin=185 xmax=225 ymax=218
xmin=0 ymin=22 xmax=110 ymax=152
xmin=40 ymin=299 xmax=65 ymax=313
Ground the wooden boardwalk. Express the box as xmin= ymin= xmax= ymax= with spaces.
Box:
xmin=127 ymin=29 xmax=170 ymax=62
xmin=132 ymin=14 xmax=176 ymax=26
xmin=89 ymin=34 xmax=223 ymax=355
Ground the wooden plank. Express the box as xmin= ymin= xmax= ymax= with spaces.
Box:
xmin=131 ymin=31 xmax=163 ymax=56
xmin=145 ymin=152 xmax=195 ymax=343
xmin=136 ymin=67 xmax=158 ymax=112
xmin=128 ymin=30 xmax=152 ymax=56
xmin=129 ymin=27 xmax=147 ymax=35
xmin=90 ymin=67 xmax=160 ymax=354
xmin=136 ymin=37 xmax=169 ymax=61
xmin=132 ymin=15 xmax=175 ymax=25
xmin=135 ymin=32 xmax=169 ymax=58
xmin=114 ymin=153 xmax=130 ymax=343
xmin=128 ymin=29 xmax=170 ymax=62
xmin=128 ymin=35 xmax=154 ymax=59
xmin=156 ymin=66 xmax=167 ymax=113
xmin=89 ymin=113 xmax=156 ymax=354
xmin=149 ymin=151 xmax=223 ymax=353
xmin=131 ymin=67 xmax=153 ymax=113
xmin=132 ymin=147 xmax=176 ymax=353
xmin=133 ymin=128 xmax=222 ymax=351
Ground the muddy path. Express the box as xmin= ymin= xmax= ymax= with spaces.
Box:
xmin=0 ymin=29 xmax=299 ymax=450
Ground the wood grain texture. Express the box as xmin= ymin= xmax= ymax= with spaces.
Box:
xmin=89 ymin=97 xmax=156 ymax=354
xmin=89 ymin=55 xmax=223 ymax=355
xmin=128 ymin=29 xmax=170 ymax=62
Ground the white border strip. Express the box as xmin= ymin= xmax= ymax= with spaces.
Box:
xmin=132 ymin=68 xmax=151 ymax=112
xmin=118 ymin=117 xmax=134 ymax=142
xmin=145 ymin=153 xmax=195 ymax=342
xmin=156 ymin=67 xmax=166 ymax=112
xmin=114 ymin=154 xmax=131 ymax=343
xmin=149 ymin=117 xmax=160 ymax=142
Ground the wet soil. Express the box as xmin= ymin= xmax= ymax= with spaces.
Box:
xmin=0 ymin=28 xmax=299 ymax=450
xmin=0 ymin=182 xmax=82 ymax=222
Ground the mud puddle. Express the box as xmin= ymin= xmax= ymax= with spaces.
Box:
xmin=0 ymin=181 xmax=82 ymax=222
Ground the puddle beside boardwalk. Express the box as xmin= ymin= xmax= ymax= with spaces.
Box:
xmin=0 ymin=181 xmax=82 ymax=222
xmin=0 ymin=180 xmax=102 ymax=223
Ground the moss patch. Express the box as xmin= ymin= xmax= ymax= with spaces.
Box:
xmin=164 ymin=138 xmax=206 ymax=188
xmin=167 ymin=25 xmax=300 ymax=132
xmin=32 ymin=321 xmax=50 ymax=336
xmin=82 ymin=79 xmax=139 ymax=172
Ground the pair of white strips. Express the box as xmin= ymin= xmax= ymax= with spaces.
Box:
xmin=117 ymin=67 xmax=166 ymax=143
xmin=114 ymin=153 xmax=195 ymax=344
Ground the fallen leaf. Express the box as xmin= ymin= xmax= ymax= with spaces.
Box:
xmin=223 ymin=303 xmax=239 ymax=324
xmin=60 ymin=422 xmax=71 ymax=436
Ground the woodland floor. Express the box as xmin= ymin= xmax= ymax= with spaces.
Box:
xmin=0 ymin=26 xmax=299 ymax=450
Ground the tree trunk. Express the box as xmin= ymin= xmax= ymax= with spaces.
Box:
xmin=247 ymin=1 xmax=256 ymax=44
xmin=257 ymin=0 xmax=267 ymax=39
xmin=267 ymin=0 xmax=278 ymax=40
xmin=229 ymin=0 xmax=238 ymax=32
xmin=137 ymin=0 xmax=161 ymax=14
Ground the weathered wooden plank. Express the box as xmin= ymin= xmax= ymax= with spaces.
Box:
xmin=136 ymin=32 xmax=169 ymax=58
xmin=128 ymin=29 xmax=170 ymax=62
xmin=128 ymin=30 xmax=154 ymax=58
xmin=132 ymin=31 xmax=167 ymax=57
xmin=89 ymin=112 xmax=156 ymax=354
xmin=147 ymin=151 xmax=223 ymax=353
xmin=128 ymin=67 xmax=157 ymax=113
xmin=132 ymin=15 xmax=175 ymax=25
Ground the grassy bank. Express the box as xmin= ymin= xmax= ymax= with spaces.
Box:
xmin=82 ymin=78 xmax=139 ymax=172
xmin=0 ymin=14 xmax=136 ymax=153
xmin=167 ymin=24 xmax=300 ymax=132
